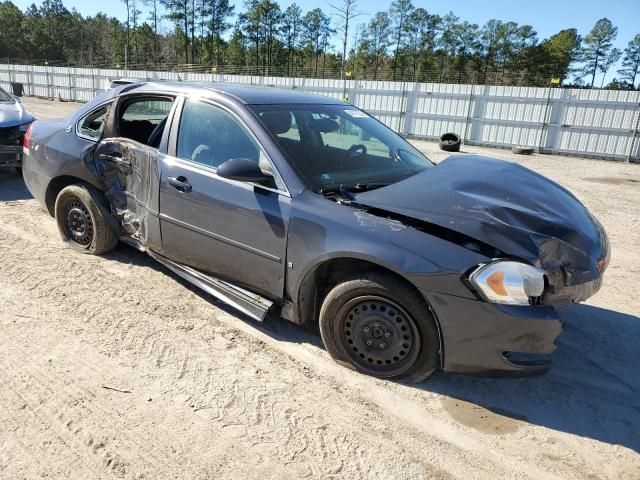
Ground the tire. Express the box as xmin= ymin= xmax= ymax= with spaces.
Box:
xmin=319 ymin=273 xmax=440 ymax=383
xmin=439 ymin=132 xmax=461 ymax=152
xmin=54 ymin=183 xmax=119 ymax=255
xmin=512 ymin=146 xmax=535 ymax=155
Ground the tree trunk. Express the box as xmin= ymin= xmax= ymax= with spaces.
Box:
xmin=392 ymin=13 xmax=404 ymax=81
xmin=591 ymin=44 xmax=600 ymax=89
xmin=183 ymin=3 xmax=189 ymax=64
xmin=190 ymin=0 xmax=195 ymax=64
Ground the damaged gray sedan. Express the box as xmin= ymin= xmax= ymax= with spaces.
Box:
xmin=22 ymin=82 xmax=609 ymax=382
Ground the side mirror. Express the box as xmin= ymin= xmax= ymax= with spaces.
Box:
xmin=217 ymin=158 xmax=273 ymax=184
xmin=13 ymin=95 xmax=22 ymax=103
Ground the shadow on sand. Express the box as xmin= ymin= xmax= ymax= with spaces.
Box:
xmin=0 ymin=169 xmax=32 ymax=202
xmin=423 ymin=304 xmax=640 ymax=452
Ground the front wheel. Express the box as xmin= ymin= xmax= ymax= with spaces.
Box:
xmin=319 ymin=273 xmax=440 ymax=383
xmin=54 ymin=183 xmax=119 ymax=255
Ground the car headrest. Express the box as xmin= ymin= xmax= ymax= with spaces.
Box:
xmin=260 ymin=110 xmax=291 ymax=135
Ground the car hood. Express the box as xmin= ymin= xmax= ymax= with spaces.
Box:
xmin=355 ymin=155 xmax=609 ymax=286
xmin=0 ymin=101 xmax=35 ymax=127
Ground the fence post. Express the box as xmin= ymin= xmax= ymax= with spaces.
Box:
xmin=403 ymin=81 xmax=419 ymax=136
xmin=45 ymin=66 xmax=51 ymax=100
xmin=463 ymin=84 xmax=475 ymax=143
xmin=68 ymin=66 xmax=73 ymax=101
xmin=538 ymin=85 xmax=553 ymax=154
xmin=27 ymin=66 xmax=32 ymax=96
xmin=350 ymin=78 xmax=359 ymax=108
xmin=627 ymin=102 xmax=640 ymax=163
xmin=397 ymin=73 xmax=408 ymax=133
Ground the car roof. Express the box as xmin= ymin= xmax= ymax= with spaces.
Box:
xmin=123 ymin=81 xmax=345 ymax=105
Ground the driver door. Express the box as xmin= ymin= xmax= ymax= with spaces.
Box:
xmin=157 ymin=98 xmax=290 ymax=299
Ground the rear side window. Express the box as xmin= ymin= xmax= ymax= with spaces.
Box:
xmin=118 ymin=97 xmax=173 ymax=147
xmin=77 ymin=105 xmax=110 ymax=140
xmin=177 ymin=99 xmax=259 ymax=169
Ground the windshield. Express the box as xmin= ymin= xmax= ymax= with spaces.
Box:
xmin=251 ymin=104 xmax=432 ymax=192
xmin=0 ymin=86 xmax=13 ymax=102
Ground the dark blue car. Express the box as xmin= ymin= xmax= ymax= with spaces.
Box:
xmin=22 ymin=82 xmax=609 ymax=382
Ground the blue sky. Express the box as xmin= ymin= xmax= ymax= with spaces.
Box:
xmin=11 ymin=0 xmax=640 ymax=82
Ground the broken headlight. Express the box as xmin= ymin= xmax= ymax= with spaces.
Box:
xmin=469 ymin=261 xmax=545 ymax=306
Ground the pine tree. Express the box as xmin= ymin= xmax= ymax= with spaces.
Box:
xmin=581 ymin=18 xmax=618 ymax=88
xmin=617 ymin=34 xmax=640 ymax=88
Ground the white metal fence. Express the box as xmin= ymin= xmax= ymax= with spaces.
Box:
xmin=1 ymin=63 xmax=639 ymax=162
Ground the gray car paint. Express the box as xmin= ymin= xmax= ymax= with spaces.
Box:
xmin=22 ymin=82 xmax=609 ymax=377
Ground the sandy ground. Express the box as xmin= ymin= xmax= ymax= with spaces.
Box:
xmin=0 ymin=97 xmax=638 ymax=480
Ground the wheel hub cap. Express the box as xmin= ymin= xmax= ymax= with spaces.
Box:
xmin=66 ymin=201 xmax=93 ymax=246
xmin=339 ymin=296 xmax=419 ymax=377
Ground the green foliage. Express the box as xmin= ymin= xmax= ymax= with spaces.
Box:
xmin=0 ymin=1 xmax=25 ymax=58
xmin=389 ymin=0 xmax=413 ymax=79
xmin=0 ymin=0 xmax=637 ymax=89
xmin=617 ymin=34 xmax=640 ymax=88
xmin=281 ymin=3 xmax=301 ymax=75
xmin=536 ymin=29 xmax=581 ymax=83
xmin=580 ymin=17 xmax=618 ymax=87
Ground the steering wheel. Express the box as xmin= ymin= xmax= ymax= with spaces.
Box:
xmin=347 ymin=144 xmax=367 ymax=158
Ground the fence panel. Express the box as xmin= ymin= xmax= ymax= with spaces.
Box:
xmin=1 ymin=64 xmax=638 ymax=162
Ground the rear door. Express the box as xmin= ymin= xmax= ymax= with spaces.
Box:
xmin=157 ymin=97 xmax=290 ymax=299
xmin=95 ymin=95 xmax=174 ymax=246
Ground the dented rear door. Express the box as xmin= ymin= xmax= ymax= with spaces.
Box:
xmin=95 ymin=139 xmax=162 ymax=248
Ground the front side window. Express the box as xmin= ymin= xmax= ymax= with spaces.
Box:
xmin=177 ymin=99 xmax=260 ymax=169
xmin=78 ymin=105 xmax=110 ymax=140
xmin=252 ymin=104 xmax=432 ymax=193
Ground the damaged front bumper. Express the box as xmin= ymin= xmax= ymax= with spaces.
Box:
xmin=425 ymin=292 xmax=563 ymax=377
xmin=0 ymin=145 xmax=22 ymax=168
xmin=543 ymin=276 xmax=604 ymax=307
xmin=423 ymin=230 xmax=607 ymax=377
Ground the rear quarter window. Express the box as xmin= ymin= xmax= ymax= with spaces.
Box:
xmin=77 ymin=105 xmax=110 ymax=140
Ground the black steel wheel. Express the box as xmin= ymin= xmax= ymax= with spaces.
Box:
xmin=337 ymin=296 xmax=420 ymax=378
xmin=54 ymin=183 xmax=119 ymax=255
xmin=64 ymin=200 xmax=94 ymax=247
xmin=319 ymin=273 xmax=440 ymax=383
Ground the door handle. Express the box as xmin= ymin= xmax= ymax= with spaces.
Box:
xmin=168 ymin=176 xmax=192 ymax=193
xmin=99 ymin=152 xmax=132 ymax=169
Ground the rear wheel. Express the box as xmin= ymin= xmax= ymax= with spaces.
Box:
xmin=54 ymin=184 xmax=119 ymax=255
xmin=319 ymin=273 xmax=440 ymax=383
